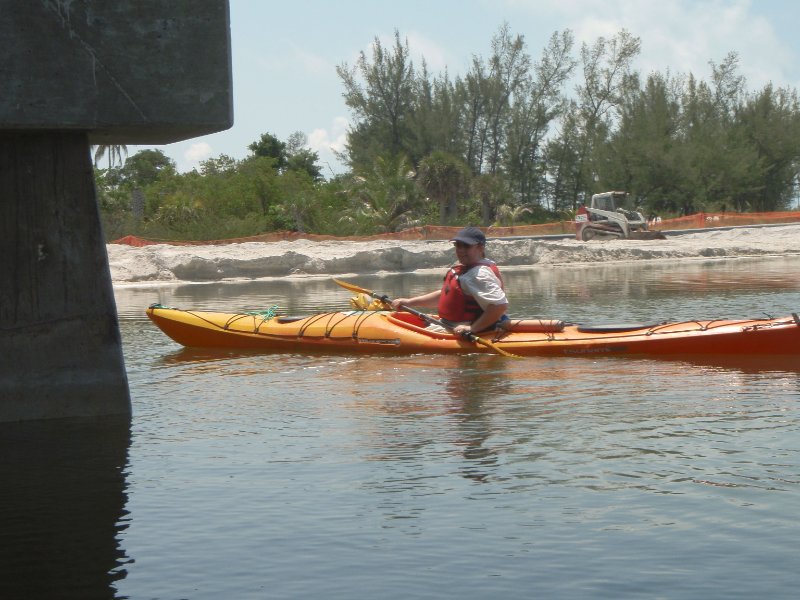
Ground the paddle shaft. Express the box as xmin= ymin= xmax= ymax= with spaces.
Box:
xmin=394 ymin=300 xmax=518 ymax=357
xmin=388 ymin=297 xmax=468 ymax=335
xmin=334 ymin=279 xmax=519 ymax=358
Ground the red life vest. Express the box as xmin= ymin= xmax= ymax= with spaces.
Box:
xmin=437 ymin=262 xmax=504 ymax=322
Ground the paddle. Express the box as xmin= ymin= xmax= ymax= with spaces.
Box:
xmin=333 ymin=278 xmax=521 ymax=358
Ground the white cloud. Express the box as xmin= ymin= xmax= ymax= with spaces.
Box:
xmin=308 ymin=117 xmax=348 ymax=152
xmin=510 ymin=0 xmax=792 ymax=89
xmin=370 ymin=30 xmax=450 ymax=73
xmin=405 ymin=31 xmax=449 ymax=72
xmin=183 ymin=142 xmax=213 ymax=167
xmin=308 ymin=117 xmax=350 ymax=175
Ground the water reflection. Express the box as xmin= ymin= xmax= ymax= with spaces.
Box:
xmin=672 ymin=354 xmax=800 ymax=374
xmin=442 ymin=355 xmax=511 ymax=482
xmin=0 ymin=416 xmax=131 ymax=599
xmin=332 ymin=355 xmax=513 ymax=487
xmin=4 ymin=259 xmax=795 ymax=598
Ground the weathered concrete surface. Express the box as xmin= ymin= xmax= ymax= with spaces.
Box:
xmin=0 ymin=1 xmax=232 ymax=421
xmin=0 ymin=133 xmax=131 ymax=422
xmin=1 ymin=1 xmax=233 ymax=144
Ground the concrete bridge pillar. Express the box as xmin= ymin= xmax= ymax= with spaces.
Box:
xmin=0 ymin=1 xmax=233 ymax=421
xmin=0 ymin=132 xmax=131 ymax=420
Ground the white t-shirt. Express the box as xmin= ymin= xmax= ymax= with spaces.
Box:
xmin=457 ymin=260 xmax=508 ymax=310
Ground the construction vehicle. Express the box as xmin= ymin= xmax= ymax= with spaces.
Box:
xmin=575 ymin=191 xmax=663 ymax=241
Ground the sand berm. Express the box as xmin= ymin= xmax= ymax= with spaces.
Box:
xmin=108 ymin=224 xmax=800 ymax=285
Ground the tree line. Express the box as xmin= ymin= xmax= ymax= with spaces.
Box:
xmin=96 ymin=24 xmax=800 ymax=241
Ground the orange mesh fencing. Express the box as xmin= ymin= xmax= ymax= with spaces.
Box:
xmin=110 ymin=212 xmax=800 ymax=246
xmin=652 ymin=211 xmax=800 ymax=230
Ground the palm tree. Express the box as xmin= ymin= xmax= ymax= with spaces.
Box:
xmin=471 ymin=172 xmax=509 ymax=226
xmin=92 ymin=144 xmax=128 ymax=169
xmin=494 ymin=203 xmax=532 ymax=227
xmin=342 ymin=155 xmax=420 ymax=233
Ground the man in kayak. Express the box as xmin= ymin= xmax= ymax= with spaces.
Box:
xmin=390 ymin=226 xmax=508 ymax=336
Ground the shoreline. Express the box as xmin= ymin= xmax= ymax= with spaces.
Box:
xmin=108 ymin=224 xmax=800 ymax=287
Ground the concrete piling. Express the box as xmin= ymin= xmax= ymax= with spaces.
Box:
xmin=0 ymin=1 xmax=232 ymax=421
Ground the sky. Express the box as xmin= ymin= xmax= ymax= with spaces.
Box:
xmin=131 ymin=0 xmax=800 ymax=176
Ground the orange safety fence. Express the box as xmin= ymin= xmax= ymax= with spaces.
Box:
xmin=110 ymin=211 xmax=800 ymax=247
xmin=110 ymin=223 xmax=576 ymax=247
xmin=652 ymin=211 xmax=800 ymax=230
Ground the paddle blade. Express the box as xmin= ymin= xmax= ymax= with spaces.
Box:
xmin=472 ymin=336 xmax=522 ymax=358
xmin=333 ymin=278 xmax=372 ymax=296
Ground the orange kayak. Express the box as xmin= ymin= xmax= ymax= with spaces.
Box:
xmin=146 ymin=305 xmax=800 ymax=357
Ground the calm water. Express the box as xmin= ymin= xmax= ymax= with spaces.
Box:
xmin=3 ymin=257 xmax=800 ymax=599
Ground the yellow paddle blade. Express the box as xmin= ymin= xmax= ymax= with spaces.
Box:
xmin=472 ymin=336 xmax=522 ymax=359
xmin=333 ymin=278 xmax=372 ymax=296
xmin=335 ymin=279 xmax=389 ymax=310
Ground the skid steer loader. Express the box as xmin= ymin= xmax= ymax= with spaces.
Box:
xmin=575 ymin=191 xmax=664 ymax=241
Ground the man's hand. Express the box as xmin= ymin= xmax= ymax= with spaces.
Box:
xmin=390 ymin=298 xmax=409 ymax=310
xmin=453 ymin=324 xmax=473 ymax=338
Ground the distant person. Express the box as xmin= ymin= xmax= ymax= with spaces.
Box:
xmin=391 ymin=226 xmax=508 ymax=336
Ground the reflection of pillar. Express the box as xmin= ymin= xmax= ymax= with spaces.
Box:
xmin=0 ymin=132 xmax=131 ymax=420
xmin=0 ymin=416 xmax=131 ymax=597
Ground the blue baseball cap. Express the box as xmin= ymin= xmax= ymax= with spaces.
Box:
xmin=450 ymin=226 xmax=486 ymax=246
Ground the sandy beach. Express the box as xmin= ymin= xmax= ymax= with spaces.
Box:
xmin=107 ymin=224 xmax=800 ymax=285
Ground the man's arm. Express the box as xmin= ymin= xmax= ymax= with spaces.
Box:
xmin=460 ymin=302 xmax=507 ymax=334
xmin=390 ymin=289 xmax=441 ymax=310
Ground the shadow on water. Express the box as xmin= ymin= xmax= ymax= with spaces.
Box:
xmin=0 ymin=415 xmax=131 ymax=599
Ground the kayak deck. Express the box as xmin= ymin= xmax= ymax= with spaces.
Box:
xmin=146 ymin=305 xmax=800 ymax=357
